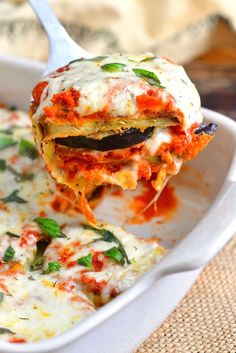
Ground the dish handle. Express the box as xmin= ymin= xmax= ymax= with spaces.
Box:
xmin=157 ymin=180 xmax=236 ymax=277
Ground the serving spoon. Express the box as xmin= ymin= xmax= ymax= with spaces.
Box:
xmin=28 ymin=0 xmax=168 ymax=216
xmin=28 ymin=0 xmax=92 ymax=75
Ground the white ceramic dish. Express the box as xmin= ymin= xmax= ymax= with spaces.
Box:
xmin=0 ymin=55 xmax=236 ymax=353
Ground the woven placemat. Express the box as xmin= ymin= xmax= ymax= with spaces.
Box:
xmin=136 ymin=235 xmax=236 ymax=353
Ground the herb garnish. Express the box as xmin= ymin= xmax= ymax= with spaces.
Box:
xmin=0 ymin=136 xmax=17 ymax=151
xmin=69 ymin=56 xmax=108 ymax=65
xmin=19 ymin=139 xmax=38 ymax=160
xmin=3 ymin=245 xmax=15 ymax=262
xmin=132 ymin=68 xmax=163 ymax=88
xmin=77 ymin=253 xmax=93 ymax=269
xmin=6 ymin=231 xmax=20 ymax=238
xmin=0 ymin=327 xmax=15 ymax=335
xmin=0 ymin=128 xmax=13 ymax=135
xmin=0 ymin=158 xmax=34 ymax=181
xmin=7 ymin=165 xmax=34 ymax=183
xmin=0 ymin=292 xmax=4 ymax=304
xmin=34 ymin=217 xmax=67 ymax=239
xmin=30 ymin=240 xmax=48 ymax=271
xmin=83 ymin=224 xmax=130 ymax=265
xmin=104 ymin=247 xmax=124 ymax=265
xmin=0 ymin=159 xmax=6 ymax=172
xmin=140 ymin=57 xmax=157 ymax=62
xmin=43 ymin=261 xmax=61 ymax=274
xmin=0 ymin=189 xmax=27 ymax=204
xmin=101 ymin=63 xmax=126 ymax=72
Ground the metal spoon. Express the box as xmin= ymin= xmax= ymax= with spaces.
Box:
xmin=28 ymin=0 xmax=92 ymax=75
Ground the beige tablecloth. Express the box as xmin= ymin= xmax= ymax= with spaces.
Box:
xmin=136 ymin=235 xmax=236 ymax=353
xmin=0 ymin=0 xmax=236 ymax=63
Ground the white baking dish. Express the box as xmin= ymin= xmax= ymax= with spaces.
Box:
xmin=0 ymin=55 xmax=236 ymax=353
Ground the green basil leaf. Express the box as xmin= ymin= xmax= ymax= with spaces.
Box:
xmin=34 ymin=217 xmax=67 ymax=239
xmin=132 ymin=68 xmax=162 ymax=87
xmin=0 ymin=189 xmax=27 ymax=204
xmin=3 ymin=245 xmax=15 ymax=262
xmin=0 ymin=292 xmax=4 ymax=304
xmin=9 ymin=105 xmax=17 ymax=111
xmin=104 ymin=247 xmax=124 ymax=265
xmin=0 ymin=136 xmax=16 ymax=151
xmin=140 ymin=57 xmax=157 ymax=62
xmin=43 ymin=261 xmax=61 ymax=274
xmin=69 ymin=56 xmax=108 ymax=65
xmin=77 ymin=253 xmax=93 ymax=269
xmin=19 ymin=139 xmax=38 ymax=160
xmin=82 ymin=224 xmax=130 ymax=264
xmin=0 ymin=128 xmax=13 ymax=135
xmin=7 ymin=165 xmax=34 ymax=183
xmin=101 ymin=63 xmax=126 ymax=72
xmin=87 ymin=56 xmax=108 ymax=62
xmin=30 ymin=240 xmax=48 ymax=271
xmin=0 ymin=327 xmax=15 ymax=335
xmin=28 ymin=275 xmax=35 ymax=281
xmin=0 ymin=159 xmax=6 ymax=172
xmin=6 ymin=231 xmax=20 ymax=239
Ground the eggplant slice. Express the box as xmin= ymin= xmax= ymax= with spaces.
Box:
xmin=194 ymin=123 xmax=217 ymax=135
xmin=56 ymin=127 xmax=154 ymax=151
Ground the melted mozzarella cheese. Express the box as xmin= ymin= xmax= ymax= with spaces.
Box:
xmin=0 ymin=108 xmax=165 ymax=343
xmin=144 ymin=128 xmax=171 ymax=155
xmin=34 ymin=53 xmax=202 ymax=131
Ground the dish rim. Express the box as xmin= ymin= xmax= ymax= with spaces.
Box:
xmin=0 ymin=56 xmax=236 ymax=353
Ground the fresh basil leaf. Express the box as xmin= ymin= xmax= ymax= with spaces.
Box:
xmin=43 ymin=261 xmax=61 ymax=274
xmin=87 ymin=56 xmax=108 ymax=62
xmin=140 ymin=57 xmax=157 ymax=62
xmin=6 ymin=231 xmax=20 ymax=238
xmin=30 ymin=256 xmax=44 ymax=271
xmin=0 ymin=159 xmax=6 ymax=172
xmin=0 ymin=136 xmax=17 ymax=151
xmin=77 ymin=253 xmax=93 ymax=269
xmin=132 ymin=68 xmax=162 ymax=87
xmin=0 ymin=189 xmax=27 ymax=204
xmin=104 ymin=247 xmax=124 ymax=265
xmin=34 ymin=217 xmax=67 ymax=239
xmin=0 ymin=292 xmax=4 ymax=304
xmin=0 ymin=128 xmax=13 ymax=135
xmin=30 ymin=240 xmax=48 ymax=271
xmin=69 ymin=56 xmax=108 ymax=65
xmin=3 ymin=245 xmax=15 ymax=262
xmin=10 ymin=105 xmax=17 ymax=111
xmin=7 ymin=165 xmax=34 ymax=183
xmin=28 ymin=275 xmax=35 ymax=281
xmin=19 ymin=139 xmax=38 ymax=160
xmin=101 ymin=63 xmax=126 ymax=72
xmin=83 ymin=224 xmax=130 ymax=264
xmin=0 ymin=327 xmax=15 ymax=335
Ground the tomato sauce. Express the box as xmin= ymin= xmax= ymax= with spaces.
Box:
xmin=129 ymin=180 xmax=178 ymax=224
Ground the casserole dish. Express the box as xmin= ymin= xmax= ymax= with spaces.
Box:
xmin=0 ymin=54 xmax=236 ymax=353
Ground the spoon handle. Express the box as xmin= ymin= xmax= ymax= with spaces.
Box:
xmin=28 ymin=0 xmax=91 ymax=75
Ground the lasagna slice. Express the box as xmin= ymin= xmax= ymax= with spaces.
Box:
xmin=30 ymin=54 xmax=216 ymax=221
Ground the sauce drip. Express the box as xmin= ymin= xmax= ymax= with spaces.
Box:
xmin=129 ymin=181 xmax=178 ymax=224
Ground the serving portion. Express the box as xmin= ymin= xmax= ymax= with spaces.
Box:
xmin=0 ymin=107 xmax=164 ymax=343
xmin=30 ymin=53 xmax=216 ymax=221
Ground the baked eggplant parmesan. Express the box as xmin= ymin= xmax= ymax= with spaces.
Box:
xmin=0 ymin=106 xmax=164 ymax=343
xmin=30 ymin=54 xmax=216 ymax=221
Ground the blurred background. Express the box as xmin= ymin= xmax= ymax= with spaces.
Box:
xmin=0 ymin=0 xmax=236 ymax=118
